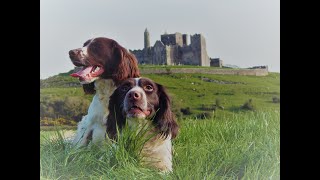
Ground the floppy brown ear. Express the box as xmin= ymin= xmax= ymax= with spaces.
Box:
xmin=153 ymin=84 xmax=179 ymax=139
xmin=112 ymin=44 xmax=140 ymax=84
xmin=106 ymin=89 xmax=126 ymax=140
xmin=82 ymin=82 xmax=96 ymax=94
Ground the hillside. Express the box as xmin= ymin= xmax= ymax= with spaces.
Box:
xmin=40 ymin=66 xmax=280 ymax=124
xmin=40 ymin=66 xmax=280 ymax=178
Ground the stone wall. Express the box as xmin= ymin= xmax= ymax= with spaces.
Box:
xmin=165 ymin=46 xmax=174 ymax=65
xmin=210 ymin=58 xmax=223 ymax=67
xmin=140 ymin=68 xmax=268 ymax=76
xmin=161 ymin=33 xmax=183 ymax=46
xmin=152 ymin=41 xmax=166 ymax=64
xmin=182 ymin=34 xmax=188 ymax=46
xmin=190 ymin=34 xmax=210 ymax=66
xmin=180 ymin=46 xmax=197 ymax=65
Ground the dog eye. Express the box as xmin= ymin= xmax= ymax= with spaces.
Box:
xmin=144 ymin=85 xmax=153 ymax=92
xmin=121 ymin=86 xmax=129 ymax=92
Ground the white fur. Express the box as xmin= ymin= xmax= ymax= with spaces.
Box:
xmin=72 ymin=79 xmax=116 ymax=147
xmin=124 ymin=87 xmax=148 ymax=119
xmin=141 ymin=136 xmax=173 ymax=172
xmin=126 ymin=118 xmax=173 ymax=172
xmin=124 ymin=78 xmax=173 ymax=172
xmin=134 ymin=77 xmax=140 ymax=85
xmin=80 ymin=46 xmax=88 ymax=58
xmin=79 ymin=38 xmax=94 ymax=62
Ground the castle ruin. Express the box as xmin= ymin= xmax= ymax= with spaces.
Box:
xmin=130 ymin=28 xmax=223 ymax=67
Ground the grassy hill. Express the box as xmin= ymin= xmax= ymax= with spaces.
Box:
xmin=40 ymin=66 xmax=280 ymax=121
xmin=40 ymin=66 xmax=280 ymax=179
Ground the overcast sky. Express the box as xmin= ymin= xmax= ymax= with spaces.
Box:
xmin=40 ymin=0 xmax=279 ymax=79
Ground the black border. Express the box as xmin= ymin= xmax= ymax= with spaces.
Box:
xmin=2 ymin=0 xmax=39 ymax=178
xmin=280 ymin=0 xmax=318 ymax=178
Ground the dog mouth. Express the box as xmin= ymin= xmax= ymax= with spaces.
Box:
xmin=127 ymin=105 xmax=151 ymax=117
xmin=70 ymin=65 xmax=104 ymax=83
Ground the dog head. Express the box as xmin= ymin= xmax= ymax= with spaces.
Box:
xmin=68 ymin=37 xmax=140 ymax=94
xmin=107 ymin=77 xmax=179 ymax=140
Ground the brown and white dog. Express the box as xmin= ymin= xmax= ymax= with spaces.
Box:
xmin=107 ymin=77 xmax=179 ymax=172
xmin=68 ymin=37 xmax=140 ymax=147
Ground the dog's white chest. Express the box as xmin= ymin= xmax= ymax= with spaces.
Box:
xmin=94 ymin=79 xmax=117 ymax=123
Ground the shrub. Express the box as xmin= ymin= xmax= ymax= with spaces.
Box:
xmin=195 ymin=112 xmax=213 ymax=120
xmin=272 ymin=96 xmax=280 ymax=103
xmin=40 ymin=119 xmax=55 ymax=126
xmin=40 ymin=96 xmax=90 ymax=122
xmin=69 ymin=120 xmax=78 ymax=126
xmin=181 ymin=107 xmax=192 ymax=115
xmin=56 ymin=118 xmax=69 ymax=125
xmin=241 ymin=99 xmax=256 ymax=111
xmin=200 ymin=104 xmax=216 ymax=111
xmin=40 ymin=118 xmax=78 ymax=126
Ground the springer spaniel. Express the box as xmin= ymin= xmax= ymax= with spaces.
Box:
xmin=107 ymin=77 xmax=179 ymax=172
xmin=68 ymin=37 xmax=140 ymax=147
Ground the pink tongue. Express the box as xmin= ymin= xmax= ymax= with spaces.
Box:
xmin=143 ymin=110 xmax=151 ymax=116
xmin=129 ymin=108 xmax=151 ymax=116
xmin=70 ymin=66 xmax=94 ymax=78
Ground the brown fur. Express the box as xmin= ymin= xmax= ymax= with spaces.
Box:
xmin=69 ymin=37 xmax=140 ymax=94
xmin=106 ymin=78 xmax=179 ymax=140
xmin=106 ymin=77 xmax=179 ymax=171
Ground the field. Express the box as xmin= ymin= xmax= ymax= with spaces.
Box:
xmin=40 ymin=69 xmax=280 ymax=119
xmin=40 ymin=68 xmax=280 ymax=179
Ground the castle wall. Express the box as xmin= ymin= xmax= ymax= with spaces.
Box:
xmin=180 ymin=46 xmax=197 ymax=65
xmin=165 ymin=46 xmax=174 ymax=65
xmin=152 ymin=41 xmax=166 ymax=65
xmin=182 ymin=34 xmax=188 ymax=46
xmin=130 ymin=48 xmax=153 ymax=64
xmin=144 ymin=47 xmax=153 ymax=64
xmin=140 ymin=68 xmax=269 ymax=76
xmin=161 ymin=33 xmax=183 ymax=46
xmin=133 ymin=30 xmax=213 ymax=67
xmin=210 ymin=58 xmax=223 ymax=67
xmin=189 ymin=35 xmax=202 ymax=66
xmin=130 ymin=49 xmax=145 ymax=64
xmin=190 ymin=34 xmax=210 ymax=66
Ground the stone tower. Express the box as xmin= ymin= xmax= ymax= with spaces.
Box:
xmin=190 ymin=34 xmax=210 ymax=66
xmin=144 ymin=28 xmax=150 ymax=49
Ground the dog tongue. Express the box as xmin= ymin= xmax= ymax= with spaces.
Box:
xmin=143 ymin=110 xmax=151 ymax=116
xmin=70 ymin=66 xmax=94 ymax=78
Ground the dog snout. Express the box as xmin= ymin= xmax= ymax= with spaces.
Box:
xmin=128 ymin=91 xmax=142 ymax=101
xmin=69 ymin=49 xmax=79 ymax=57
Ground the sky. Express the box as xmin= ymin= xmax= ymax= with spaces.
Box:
xmin=40 ymin=0 xmax=279 ymax=79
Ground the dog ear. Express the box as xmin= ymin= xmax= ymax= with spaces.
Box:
xmin=82 ymin=82 xmax=96 ymax=94
xmin=153 ymin=84 xmax=179 ymax=139
xmin=112 ymin=44 xmax=140 ymax=85
xmin=106 ymin=89 xmax=126 ymax=140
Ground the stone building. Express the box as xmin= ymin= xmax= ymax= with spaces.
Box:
xmin=210 ymin=58 xmax=223 ymax=68
xmin=130 ymin=28 xmax=222 ymax=67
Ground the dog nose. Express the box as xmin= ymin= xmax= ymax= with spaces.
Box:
xmin=69 ymin=50 xmax=77 ymax=56
xmin=128 ymin=91 xmax=142 ymax=100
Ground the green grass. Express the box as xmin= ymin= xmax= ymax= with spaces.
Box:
xmin=40 ymin=125 xmax=77 ymax=131
xmin=142 ymin=73 xmax=279 ymax=116
xmin=40 ymin=68 xmax=280 ymax=179
xmin=41 ymin=72 xmax=280 ymax=118
xmin=40 ymin=110 xmax=279 ymax=179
